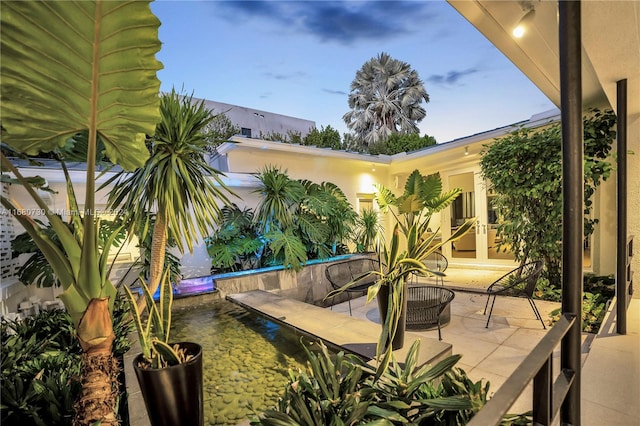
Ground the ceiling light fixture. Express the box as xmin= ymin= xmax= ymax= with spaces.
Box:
xmin=513 ymin=3 xmax=536 ymax=38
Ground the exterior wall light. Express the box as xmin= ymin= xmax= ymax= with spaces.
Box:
xmin=513 ymin=5 xmax=536 ymax=38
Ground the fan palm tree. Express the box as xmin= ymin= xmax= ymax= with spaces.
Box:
xmin=343 ymin=52 xmax=430 ymax=146
xmin=105 ymin=89 xmax=235 ymax=306
xmin=0 ymin=2 xmax=162 ymax=424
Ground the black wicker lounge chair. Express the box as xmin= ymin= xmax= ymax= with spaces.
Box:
xmin=325 ymin=258 xmax=379 ymax=315
xmin=483 ymin=260 xmax=546 ymax=329
xmin=406 ymin=285 xmax=455 ymax=340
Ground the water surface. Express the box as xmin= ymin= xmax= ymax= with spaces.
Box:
xmin=171 ymin=300 xmax=312 ymax=425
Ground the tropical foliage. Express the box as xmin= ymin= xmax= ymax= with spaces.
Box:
xmin=105 ymin=89 xmax=236 ymax=308
xmin=479 ymin=109 xmax=616 ymax=284
xmin=343 ymin=52 xmax=430 ymax=146
xmin=352 ymin=208 xmax=382 ymax=253
xmin=206 ymin=204 xmax=264 ymax=273
xmin=0 ymin=2 xmax=162 ymax=424
xmin=252 ymin=166 xmax=358 ymax=271
xmin=1 ymin=297 xmax=133 ymax=426
xmin=328 ymin=170 xmax=474 ymax=375
xmin=11 ymin=218 xmax=127 ymax=288
xmin=538 ymin=274 xmax=615 ymax=333
xmin=251 ymin=339 xmax=527 ymax=425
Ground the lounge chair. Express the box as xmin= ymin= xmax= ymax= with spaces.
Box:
xmin=406 ymin=285 xmax=455 ymax=340
xmin=325 ymin=258 xmax=379 ymax=315
xmin=483 ymin=260 xmax=546 ymax=329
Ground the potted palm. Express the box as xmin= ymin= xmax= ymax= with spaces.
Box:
xmin=329 ymin=170 xmax=474 ymax=376
xmin=0 ymin=2 xmax=162 ymax=424
xmin=123 ymin=270 xmax=203 ymax=426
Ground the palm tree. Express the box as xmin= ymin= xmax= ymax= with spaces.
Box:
xmin=353 ymin=208 xmax=382 ymax=252
xmin=0 ymin=2 xmax=162 ymax=424
xmin=343 ymin=52 xmax=430 ymax=147
xmin=105 ymin=89 xmax=235 ymax=306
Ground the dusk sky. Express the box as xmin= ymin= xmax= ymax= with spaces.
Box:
xmin=150 ymin=1 xmax=557 ymax=143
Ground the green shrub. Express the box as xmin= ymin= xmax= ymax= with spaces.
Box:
xmin=533 ymin=277 xmax=561 ymax=302
xmin=251 ymin=340 xmax=526 ymax=425
xmin=1 ymin=297 xmax=133 ymax=425
xmin=540 ymin=274 xmax=614 ymax=333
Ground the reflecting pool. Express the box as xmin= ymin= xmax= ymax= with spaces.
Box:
xmin=170 ymin=299 xmax=312 ymax=425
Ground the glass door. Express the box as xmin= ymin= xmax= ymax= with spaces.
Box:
xmin=486 ymin=185 xmax=516 ymax=261
xmin=448 ymin=172 xmax=478 ymax=260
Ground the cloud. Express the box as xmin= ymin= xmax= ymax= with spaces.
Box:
xmin=427 ymin=68 xmax=479 ymax=86
xmin=263 ymin=71 xmax=308 ymax=80
xmin=322 ymin=88 xmax=348 ymax=96
xmin=215 ymin=1 xmax=437 ymax=44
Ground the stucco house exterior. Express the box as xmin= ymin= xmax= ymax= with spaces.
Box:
xmin=200 ymin=98 xmax=316 ymax=140
xmin=1 ymin=1 xmax=637 ymax=320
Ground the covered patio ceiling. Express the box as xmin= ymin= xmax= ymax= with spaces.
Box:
xmin=448 ymin=0 xmax=640 ymax=118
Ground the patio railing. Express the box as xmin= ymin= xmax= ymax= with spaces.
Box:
xmin=467 ymin=313 xmax=577 ymax=426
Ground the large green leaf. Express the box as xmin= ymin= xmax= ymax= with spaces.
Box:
xmin=0 ymin=0 xmax=162 ymax=171
xmin=1 ymin=0 xmax=162 ymax=333
xmin=265 ymin=228 xmax=308 ymax=271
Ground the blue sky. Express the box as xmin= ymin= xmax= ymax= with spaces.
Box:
xmin=151 ymin=1 xmax=556 ymax=143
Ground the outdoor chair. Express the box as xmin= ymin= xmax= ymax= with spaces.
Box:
xmin=483 ymin=260 xmax=546 ymax=329
xmin=412 ymin=252 xmax=448 ymax=286
xmin=325 ymin=258 xmax=379 ymax=316
xmin=406 ymin=285 xmax=455 ymax=340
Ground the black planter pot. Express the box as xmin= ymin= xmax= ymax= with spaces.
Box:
xmin=376 ymin=284 xmax=407 ymax=350
xmin=133 ymin=342 xmax=203 ymax=426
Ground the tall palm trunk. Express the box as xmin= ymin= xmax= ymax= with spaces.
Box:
xmin=73 ymin=298 xmax=119 ymax=426
xmin=73 ymin=350 xmax=119 ymax=426
xmin=141 ymin=209 xmax=168 ymax=311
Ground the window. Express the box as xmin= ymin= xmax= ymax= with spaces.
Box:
xmin=241 ymin=128 xmax=252 ymax=138
xmin=357 ymin=193 xmax=375 ymax=213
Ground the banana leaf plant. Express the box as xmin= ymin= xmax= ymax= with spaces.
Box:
xmin=0 ymin=2 xmax=162 ymax=424
xmin=327 ymin=170 xmax=475 ymax=378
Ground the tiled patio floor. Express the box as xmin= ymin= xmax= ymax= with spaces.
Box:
xmin=332 ymin=267 xmax=639 ymax=425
